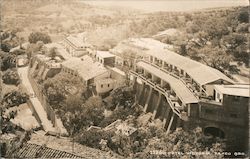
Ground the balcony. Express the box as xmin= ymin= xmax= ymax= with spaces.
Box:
xmin=139 ymin=59 xmax=207 ymax=98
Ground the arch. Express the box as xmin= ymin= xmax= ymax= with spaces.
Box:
xmin=204 ymin=127 xmax=225 ymax=139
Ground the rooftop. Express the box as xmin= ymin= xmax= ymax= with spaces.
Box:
xmin=127 ymin=38 xmax=173 ymax=50
xmin=109 ymin=67 xmax=126 ymax=76
xmin=214 ymin=84 xmax=250 ymax=97
xmin=96 ymin=51 xmax=115 ymax=58
xmin=61 ymin=56 xmax=108 ymax=81
xmin=137 ymin=61 xmax=198 ymax=104
xmin=145 ymin=49 xmax=234 ymax=86
xmin=23 ymin=131 xmax=122 ymax=159
xmin=65 ymin=33 xmax=91 ymax=48
xmin=6 ymin=143 xmax=83 ymax=158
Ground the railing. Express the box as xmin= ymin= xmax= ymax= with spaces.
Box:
xmin=137 ymin=59 xmax=209 ymax=98
xmin=130 ymin=70 xmax=181 ymax=117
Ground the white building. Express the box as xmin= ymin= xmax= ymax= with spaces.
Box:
xmin=62 ymin=34 xmax=92 ymax=57
xmin=213 ymin=85 xmax=250 ymax=103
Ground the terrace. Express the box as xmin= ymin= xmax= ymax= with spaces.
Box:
xmin=131 ymin=61 xmax=199 ymax=119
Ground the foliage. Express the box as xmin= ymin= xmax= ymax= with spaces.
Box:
xmin=48 ymin=47 xmax=57 ymax=60
xmin=59 ymin=96 xmax=105 ymax=134
xmin=43 ymin=72 xmax=86 ymax=105
xmin=28 ymin=32 xmax=52 ymax=44
xmin=1 ymin=42 xmax=12 ymax=52
xmin=136 ymin=127 xmax=225 ymax=158
xmin=0 ymin=30 xmax=20 ymax=52
xmin=2 ymin=69 xmax=20 ymax=85
xmin=76 ymin=129 xmax=114 ymax=149
xmin=26 ymin=42 xmax=45 ymax=59
xmin=0 ymin=52 xmax=16 ymax=71
xmin=237 ymin=10 xmax=249 ymax=23
xmin=2 ymin=90 xmax=28 ymax=108
xmin=199 ymin=46 xmax=232 ymax=71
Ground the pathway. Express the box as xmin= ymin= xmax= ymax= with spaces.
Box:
xmin=18 ymin=66 xmax=55 ymax=132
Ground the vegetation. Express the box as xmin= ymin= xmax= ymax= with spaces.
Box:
xmin=0 ymin=51 xmax=16 ymax=71
xmin=28 ymin=32 xmax=52 ymax=44
xmin=42 ymin=72 xmax=86 ymax=105
xmin=2 ymin=69 xmax=20 ymax=85
xmin=59 ymin=96 xmax=105 ymax=134
xmin=129 ymin=7 xmax=249 ymax=69
xmin=1 ymin=90 xmax=28 ymax=108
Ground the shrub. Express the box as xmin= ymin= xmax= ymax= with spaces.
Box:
xmin=2 ymin=69 xmax=20 ymax=85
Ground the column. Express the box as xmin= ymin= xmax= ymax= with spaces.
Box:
xmin=166 ymin=113 xmax=175 ymax=134
xmin=161 ymin=80 xmax=166 ymax=87
xmin=152 ymin=93 xmax=162 ymax=119
xmin=144 ymin=87 xmax=153 ymax=112
xmin=152 ymin=75 xmax=157 ymax=82
xmin=137 ymin=82 xmax=145 ymax=103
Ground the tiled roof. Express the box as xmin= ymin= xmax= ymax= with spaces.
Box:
xmin=6 ymin=143 xmax=83 ymax=158
xmin=137 ymin=61 xmax=198 ymax=104
xmin=145 ymin=49 xmax=234 ymax=86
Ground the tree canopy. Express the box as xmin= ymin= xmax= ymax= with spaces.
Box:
xmin=28 ymin=32 xmax=52 ymax=44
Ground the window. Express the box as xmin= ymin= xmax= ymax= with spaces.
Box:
xmin=107 ymin=84 xmax=110 ymax=87
xmin=101 ymin=84 xmax=103 ymax=88
xmin=217 ymin=93 xmax=220 ymax=99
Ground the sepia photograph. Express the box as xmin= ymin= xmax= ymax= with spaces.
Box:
xmin=0 ymin=0 xmax=249 ymax=158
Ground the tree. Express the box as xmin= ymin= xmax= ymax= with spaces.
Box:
xmin=48 ymin=47 xmax=57 ymax=60
xmin=199 ymin=46 xmax=232 ymax=71
xmin=76 ymin=129 xmax=114 ymax=149
xmin=83 ymin=97 xmax=105 ymax=126
xmin=1 ymin=42 xmax=11 ymax=52
xmin=0 ymin=52 xmax=16 ymax=71
xmin=238 ymin=10 xmax=249 ymax=23
xmin=139 ymin=127 xmax=225 ymax=159
xmin=28 ymin=32 xmax=51 ymax=44
xmin=2 ymin=69 xmax=20 ymax=85
xmin=2 ymin=90 xmax=28 ymax=108
xmin=43 ymin=72 xmax=86 ymax=105
xmin=64 ymin=95 xmax=83 ymax=112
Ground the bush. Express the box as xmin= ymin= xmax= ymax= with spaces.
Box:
xmin=0 ymin=53 xmax=16 ymax=71
xmin=76 ymin=129 xmax=113 ymax=149
xmin=28 ymin=32 xmax=52 ymax=44
xmin=2 ymin=90 xmax=28 ymax=108
xmin=2 ymin=69 xmax=20 ymax=85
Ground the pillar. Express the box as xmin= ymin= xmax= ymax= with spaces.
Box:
xmin=152 ymin=75 xmax=157 ymax=82
xmin=144 ymin=87 xmax=153 ymax=112
xmin=166 ymin=113 xmax=175 ymax=134
xmin=152 ymin=93 xmax=162 ymax=119
xmin=160 ymin=80 xmax=166 ymax=87
xmin=162 ymin=104 xmax=171 ymax=127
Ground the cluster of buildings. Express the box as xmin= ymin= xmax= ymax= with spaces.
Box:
xmin=28 ymin=31 xmax=249 ymax=153
xmin=29 ymin=33 xmax=127 ymax=96
xmin=125 ymin=38 xmax=249 ymax=153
